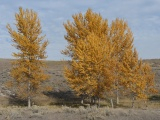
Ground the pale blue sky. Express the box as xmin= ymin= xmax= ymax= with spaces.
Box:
xmin=0 ymin=0 xmax=160 ymax=60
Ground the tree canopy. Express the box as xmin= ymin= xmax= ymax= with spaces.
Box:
xmin=62 ymin=9 xmax=156 ymax=106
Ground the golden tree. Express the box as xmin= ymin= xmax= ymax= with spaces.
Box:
xmin=63 ymin=9 xmax=135 ymax=105
xmin=63 ymin=9 xmax=156 ymax=107
xmin=141 ymin=63 xmax=157 ymax=98
xmin=63 ymin=9 xmax=113 ymax=105
xmin=121 ymin=48 xmax=156 ymax=107
xmin=64 ymin=33 xmax=115 ymax=106
xmin=62 ymin=8 xmax=109 ymax=58
xmin=7 ymin=7 xmax=49 ymax=108
xmin=121 ymin=49 xmax=143 ymax=107
xmin=109 ymin=18 xmax=134 ymax=104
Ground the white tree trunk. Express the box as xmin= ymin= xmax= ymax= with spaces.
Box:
xmin=28 ymin=66 xmax=31 ymax=108
xmin=111 ymin=98 xmax=114 ymax=108
xmin=81 ymin=99 xmax=84 ymax=104
xmin=145 ymin=100 xmax=148 ymax=109
xmin=132 ymin=96 xmax=135 ymax=108
xmin=98 ymin=97 xmax=100 ymax=108
xmin=116 ymin=88 xmax=119 ymax=105
xmin=116 ymin=78 xmax=120 ymax=105
xmin=28 ymin=96 xmax=31 ymax=108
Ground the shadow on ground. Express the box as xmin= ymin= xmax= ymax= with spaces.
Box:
xmin=44 ymin=90 xmax=83 ymax=107
xmin=7 ymin=91 xmax=89 ymax=107
xmin=149 ymin=95 xmax=160 ymax=101
xmin=8 ymin=96 xmax=27 ymax=106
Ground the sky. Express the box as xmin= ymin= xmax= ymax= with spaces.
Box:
xmin=0 ymin=0 xmax=160 ymax=60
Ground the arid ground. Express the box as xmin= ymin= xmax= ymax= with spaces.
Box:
xmin=0 ymin=58 xmax=160 ymax=120
xmin=0 ymin=106 xmax=160 ymax=120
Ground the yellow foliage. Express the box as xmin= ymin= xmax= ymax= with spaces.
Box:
xmin=63 ymin=9 xmax=156 ymax=101
xmin=121 ymin=48 xmax=156 ymax=99
xmin=64 ymin=33 xmax=115 ymax=98
xmin=62 ymin=8 xmax=109 ymax=58
xmin=6 ymin=7 xmax=49 ymax=101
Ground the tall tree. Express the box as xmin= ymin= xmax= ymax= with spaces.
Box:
xmin=63 ymin=9 xmax=134 ymax=104
xmin=63 ymin=9 xmax=156 ymax=107
xmin=121 ymin=48 xmax=156 ymax=107
xmin=64 ymin=33 xmax=115 ymax=106
xmin=109 ymin=18 xmax=134 ymax=104
xmin=120 ymin=49 xmax=143 ymax=107
xmin=63 ymin=9 xmax=113 ymax=105
xmin=7 ymin=7 xmax=49 ymax=108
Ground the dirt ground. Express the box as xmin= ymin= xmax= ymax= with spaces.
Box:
xmin=0 ymin=106 xmax=160 ymax=120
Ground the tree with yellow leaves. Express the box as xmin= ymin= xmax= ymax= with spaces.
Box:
xmin=63 ymin=9 xmax=114 ymax=106
xmin=63 ymin=9 xmax=156 ymax=107
xmin=62 ymin=8 xmax=109 ymax=58
xmin=64 ymin=33 xmax=115 ymax=106
xmin=142 ymin=63 xmax=157 ymax=96
xmin=121 ymin=48 xmax=156 ymax=108
xmin=120 ymin=49 xmax=143 ymax=107
xmin=109 ymin=18 xmax=134 ymax=104
xmin=7 ymin=7 xmax=49 ymax=108
xmin=63 ymin=9 xmax=133 ymax=105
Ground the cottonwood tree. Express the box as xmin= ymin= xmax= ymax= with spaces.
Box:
xmin=64 ymin=33 xmax=115 ymax=107
xmin=63 ymin=9 xmax=156 ymax=107
xmin=63 ymin=9 xmax=113 ymax=106
xmin=121 ymin=49 xmax=143 ymax=107
xmin=121 ymin=49 xmax=156 ymax=108
xmin=109 ymin=18 xmax=134 ymax=104
xmin=142 ymin=63 xmax=157 ymax=96
xmin=141 ymin=63 xmax=157 ymax=107
xmin=62 ymin=8 xmax=109 ymax=58
xmin=62 ymin=9 xmax=134 ymax=104
xmin=7 ymin=7 xmax=49 ymax=108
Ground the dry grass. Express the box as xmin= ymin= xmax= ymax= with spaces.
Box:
xmin=0 ymin=105 xmax=160 ymax=120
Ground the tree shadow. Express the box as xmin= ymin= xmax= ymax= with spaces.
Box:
xmin=44 ymin=90 xmax=83 ymax=107
xmin=7 ymin=91 xmax=82 ymax=107
xmin=149 ymin=95 xmax=160 ymax=101
xmin=8 ymin=96 xmax=27 ymax=106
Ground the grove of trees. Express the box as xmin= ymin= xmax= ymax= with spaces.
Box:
xmin=62 ymin=9 xmax=157 ymax=107
xmin=0 ymin=7 xmax=156 ymax=108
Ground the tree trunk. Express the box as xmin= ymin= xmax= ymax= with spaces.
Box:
xmin=116 ymin=88 xmax=119 ymax=105
xmin=91 ymin=96 xmax=95 ymax=105
xmin=114 ymin=78 xmax=119 ymax=105
xmin=116 ymin=79 xmax=119 ymax=105
xmin=28 ymin=96 xmax=31 ymax=108
xmin=132 ymin=96 xmax=135 ymax=108
xmin=97 ymin=97 xmax=100 ymax=108
xmin=111 ymin=98 xmax=114 ymax=108
xmin=145 ymin=100 xmax=148 ymax=109
xmin=81 ymin=98 xmax=84 ymax=104
xmin=28 ymin=80 xmax=31 ymax=108
xmin=28 ymin=66 xmax=31 ymax=108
